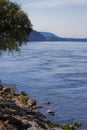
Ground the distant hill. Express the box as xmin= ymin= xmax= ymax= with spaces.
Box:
xmin=40 ymin=32 xmax=61 ymax=41
xmin=28 ymin=30 xmax=87 ymax=42
xmin=28 ymin=30 xmax=46 ymax=41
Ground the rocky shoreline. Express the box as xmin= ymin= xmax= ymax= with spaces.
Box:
xmin=0 ymin=84 xmax=82 ymax=130
xmin=0 ymin=84 xmax=63 ymax=130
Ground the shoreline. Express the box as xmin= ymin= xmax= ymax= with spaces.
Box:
xmin=0 ymin=84 xmax=82 ymax=130
xmin=0 ymin=84 xmax=62 ymax=130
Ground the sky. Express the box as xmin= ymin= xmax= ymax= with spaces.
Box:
xmin=11 ymin=0 xmax=87 ymax=38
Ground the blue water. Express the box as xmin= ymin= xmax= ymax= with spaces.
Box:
xmin=0 ymin=42 xmax=87 ymax=129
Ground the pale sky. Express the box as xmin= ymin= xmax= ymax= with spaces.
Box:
xmin=11 ymin=0 xmax=87 ymax=38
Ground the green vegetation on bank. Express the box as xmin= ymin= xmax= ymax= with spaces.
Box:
xmin=0 ymin=0 xmax=32 ymax=52
xmin=62 ymin=121 xmax=82 ymax=130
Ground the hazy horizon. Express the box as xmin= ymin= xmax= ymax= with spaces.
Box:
xmin=11 ymin=0 xmax=87 ymax=38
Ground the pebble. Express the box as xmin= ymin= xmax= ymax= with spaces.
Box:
xmin=47 ymin=109 xmax=55 ymax=114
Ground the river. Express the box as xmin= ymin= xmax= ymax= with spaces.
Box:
xmin=0 ymin=42 xmax=87 ymax=129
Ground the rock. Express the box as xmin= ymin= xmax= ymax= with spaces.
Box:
xmin=0 ymin=120 xmax=17 ymax=130
xmin=19 ymin=91 xmax=27 ymax=96
xmin=2 ymin=87 xmax=10 ymax=93
xmin=46 ymin=109 xmax=55 ymax=114
xmin=39 ymin=128 xmax=46 ymax=130
xmin=27 ymin=99 xmax=36 ymax=106
xmin=0 ymin=87 xmax=3 ymax=91
xmin=33 ymin=105 xmax=43 ymax=109
xmin=50 ymin=128 xmax=63 ymax=130
xmin=32 ymin=109 xmax=39 ymax=113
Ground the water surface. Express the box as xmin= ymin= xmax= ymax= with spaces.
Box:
xmin=0 ymin=42 xmax=87 ymax=129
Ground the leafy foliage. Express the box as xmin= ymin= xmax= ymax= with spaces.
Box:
xmin=0 ymin=0 xmax=32 ymax=52
xmin=62 ymin=121 xmax=82 ymax=130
